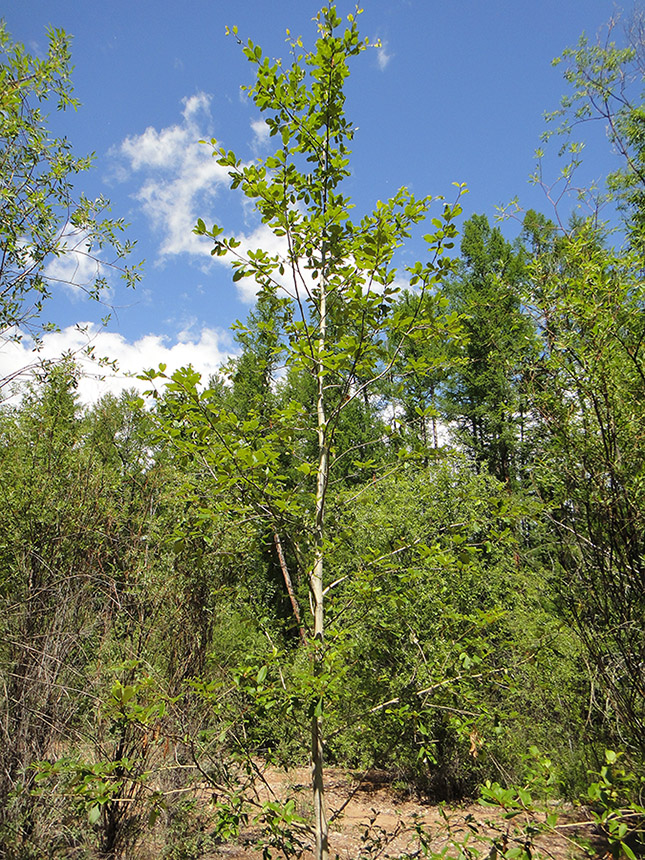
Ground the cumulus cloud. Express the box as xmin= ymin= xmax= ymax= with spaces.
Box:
xmin=0 ymin=323 xmax=236 ymax=405
xmin=115 ymin=96 xmax=380 ymax=307
xmin=116 ymin=94 xmax=293 ymax=303
xmin=118 ymin=93 xmax=231 ymax=258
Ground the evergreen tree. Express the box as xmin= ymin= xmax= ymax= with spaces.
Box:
xmin=443 ymin=214 xmax=538 ymax=484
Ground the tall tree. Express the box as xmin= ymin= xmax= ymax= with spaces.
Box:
xmin=387 ymin=288 xmax=456 ymax=458
xmin=227 ymin=291 xmax=287 ymax=423
xmin=148 ymin=7 xmax=463 ymax=858
xmin=442 ymin=214 xmax=537 ymax=484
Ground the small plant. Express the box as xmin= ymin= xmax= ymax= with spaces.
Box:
xmin=34 ymin=662 xmax=170 ymax=859
xmin=585 ymin=750 xmax=645 ymax=860
xmin=162 ymin=799 xmax=218 ymax=860
xmin=255 ymin=798 xmax=308 ymax=860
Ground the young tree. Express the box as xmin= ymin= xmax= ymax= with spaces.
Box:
xmin=527 ymin=225 xmax=645 ymax=767
xmin=0 ymin=23 xmax=140 ymax=352
xmin=523 ymin=14 xmax=645 ymax=767
xmin=148 ymin=7 xmax=463 ymax=858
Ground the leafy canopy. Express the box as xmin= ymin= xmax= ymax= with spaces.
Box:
xmin=0 ymin=22 xmax=140 ymax=345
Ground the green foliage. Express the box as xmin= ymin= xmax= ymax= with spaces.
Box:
xmin=5 ymin=6 xmax=645 ymax=859
xmin=586 ymin=750 xmax=645 ymax=859
xmin=544 ymin=12 xmax=645 ymax=248
xmin=527 ymin=225 xmax=645 ymax=767
xmin=227 ymin=292 xmax=286 ymax=422
xmin=0 ymin=368 xmax=240 ymax=857
xmin=34 ymin=664 xmax=168 ymax=858
xmin=0 ymin=22 xmax=140 ymax=343
xmin=473 ymin=749 xmax=645 ymax=860
xmin=311 ymin=461 xmax=585 ymax=796
xmin=386 ymin=288 xmax=461 ymax=459
xmin=442 ymin=214 xmax=539 ymax=484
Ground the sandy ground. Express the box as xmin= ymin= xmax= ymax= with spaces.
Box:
xmin=204 ymin=765 xmax=594 ymax=860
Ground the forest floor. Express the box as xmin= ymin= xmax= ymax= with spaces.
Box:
xmin=204 ymin=765 xmax=596 ymax=860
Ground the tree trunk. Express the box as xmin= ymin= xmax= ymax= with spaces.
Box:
xmin=273 ymin=532 xmax=307 ymax=645
xmin=311 ymin=271 xmax=329 ymax=860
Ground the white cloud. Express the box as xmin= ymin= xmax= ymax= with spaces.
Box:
xmin=45 ymin=229 xmax=112 ymax=301
xmin=0 ymin=323 xmax=236 ymax=405
xmin=118 ymin=93 xmax=231 ymax=258
xmin=250 ymin=117 xmax=270 ymax=151
xmin=116 ymin=96 xmax=381 ymax=307
xmin=376 ymin=40 xmax=392 ymax=71
xmin=116 ymin=95 xmax=307 ymax=303
xmin=389 ymin=274 xmax=414 ymax=294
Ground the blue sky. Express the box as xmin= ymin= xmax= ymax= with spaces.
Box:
xmin=1 ymin=0 xmax=627 ymax=401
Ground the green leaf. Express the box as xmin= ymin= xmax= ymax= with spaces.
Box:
xmin=621 ymin=843 xmax=637 ymax=860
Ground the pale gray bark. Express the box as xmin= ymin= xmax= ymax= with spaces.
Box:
xmin=311 ymin=272 xmax=329 ymax=860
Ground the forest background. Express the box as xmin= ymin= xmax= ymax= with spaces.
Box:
xmin=1 ymin=3 xmax=645 ymax=860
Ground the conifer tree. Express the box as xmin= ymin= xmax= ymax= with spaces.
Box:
xmin=443 ymin=214 xmax=537 ymax=484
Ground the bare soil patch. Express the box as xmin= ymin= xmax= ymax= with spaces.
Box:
xmin=206 ymin=765 xmax=594 ymax=860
